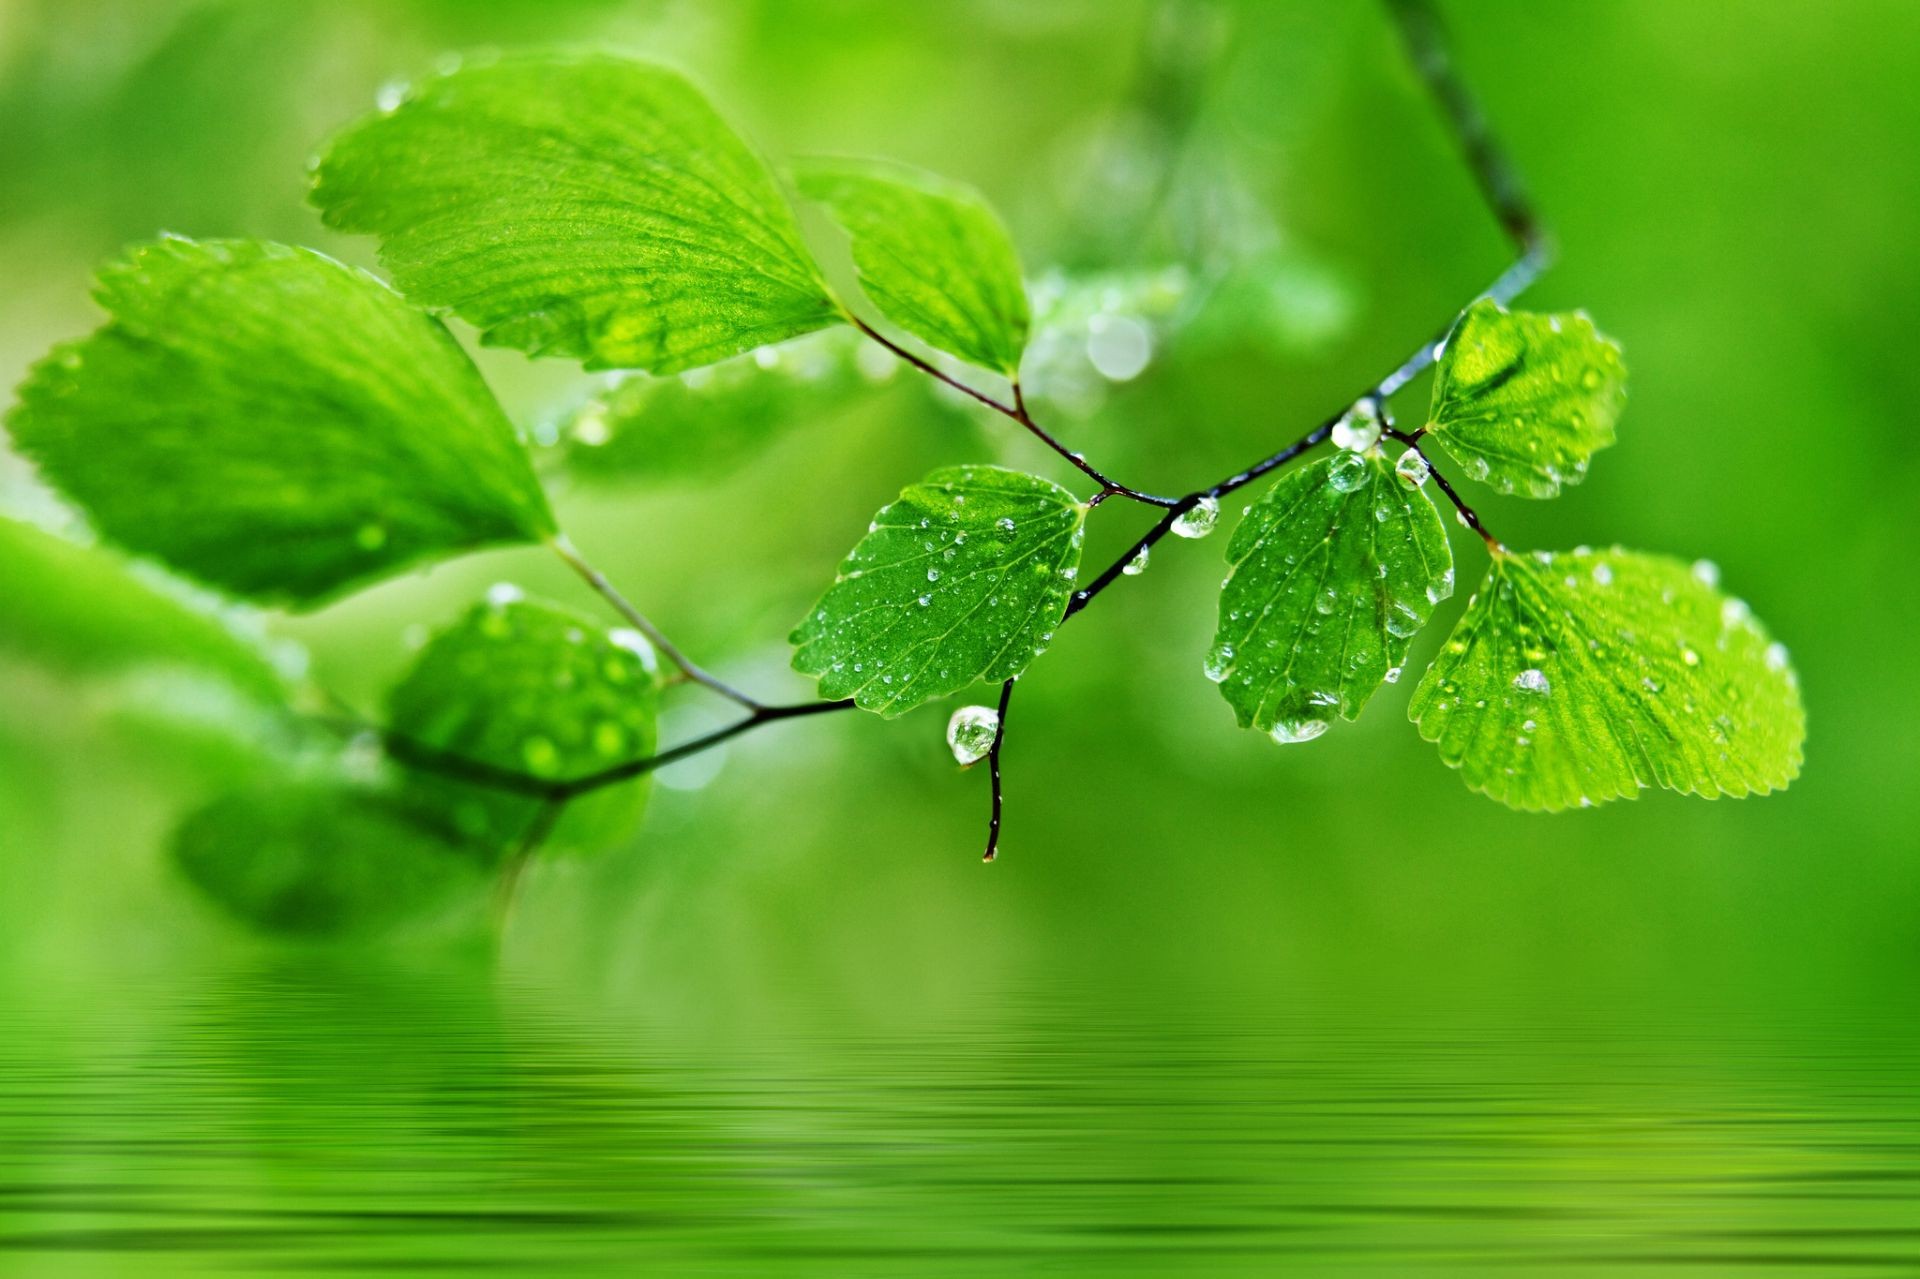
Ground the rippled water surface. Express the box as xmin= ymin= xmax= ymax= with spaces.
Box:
xmin=3 ymin=972 xmax=1918 ymax=1275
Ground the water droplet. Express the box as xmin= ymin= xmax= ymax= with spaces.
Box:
xmin=1681 ymin=646 xmax=1701 ymax=667
xmin=1513 ymin=668 xmax=1551 ymax=695
xmin=1268 ymin=718 xmax=1329 ymax=745
xmin=1171 ymin=496 xmax=1220 ymax=539
xmin=1203 ymin=642 xmax=1234 ymax=682
xmin=1393 ymin=449 xmax=1431 ymax=488
xmin=355 ymin=522 xmax=388 ymax=551
xmin=1122 ymin=546 xmax=1151 ymax=576
xmin=1383 ymin=665 xmax=1403 ymax=684
xmin=1591 ymin=562 xmax=1614 ymax=587
xmin=1691 ymin=558 xmax=1721 ymax=589
xmin=917 ymin=594 xmax=932 ymax=607
xmin=946 ymin=704 xmax=1001 ymax=766
xmin=995 ymin=516 xmax=1015 ymax=534
xmin=1385 ymin=602 xmax=1422 ymax=638
xmin=927 ymin=568 xmax=941 ymax=583
xmin=1328 ymin=451 xmax=1372 ymax=492
xmin=1765 ymin=641 xmax=1790 ymax=673
xmin=486 ymin=582 xmax=524 ymax=608
xmin=376 ymin=79 xmax=410 ymax=113
xmin=1331 ymin=400 xmax=1383 ymax=453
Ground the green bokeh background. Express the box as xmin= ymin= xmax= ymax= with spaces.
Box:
xmin=1 ymin=0 xmax=1914 ymax=1029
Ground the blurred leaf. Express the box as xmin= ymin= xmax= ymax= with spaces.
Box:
xmin=791 ymin=466 xmax=1087 ymax=716
xmin=1211 ymin=451 xmax=1453 ymax=741
xmin=6 ymin=238 xmax=553 ymax=608
xmin=0 ymin=516 xmax=286 ymax=699
xmin=557 ymin=330 xmax=867 ymax=485
xmin=171 ymin=782 xmax=487 ymax=937
xmin=1410 ymin=548 xmax=1805 ymax=811
xmin=1423 ymin=299 xmax=1627 ymax=499
xmin=386 ymin=594 xmax=660 ymax=860
xmin=312 ymin=54 xmax=840 ymax=374
xmin=798 ymin=159 xmax=1030 ymax=377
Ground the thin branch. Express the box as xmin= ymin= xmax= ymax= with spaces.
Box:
xmin=846 ymin=313 xmax=1178 ymax=508
xmin=549 ymin=534 xmax=762 ymax=711
xmin=981 ymin=678 xmax=1016 ymax=863
xmin=494 ymin=797 xmax=563 ymax=927
xmin=1384 ymin=424 xmax=1501 ymax=549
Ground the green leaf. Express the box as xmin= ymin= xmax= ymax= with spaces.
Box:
xmin=312 ymin=54 xmax=840 ymax=374
xmin=6 ymin=238 xmax=554 ymax=607
xmin=385 ymin=593 xmax=661 ymax=860
xmin=797 ymin=159 xmax=1030 ymax=377
xmin=1410 ymin=548 xmax=1805 ymax=811
xmin=171 ymin=782 xmax=487 ymax=937
xmin=791 ymin=466 xmax=1087 ymax=715
xmin=0 ymin=516 xmax=286 ymax=699
xmin=1210 ymin=451 xmax=1454 ymax=741
xmin=1424 ymin=299 xmax=1627 ymax=498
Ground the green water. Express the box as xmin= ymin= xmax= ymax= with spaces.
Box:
xmin=3 ymin=971 xmax=1917 ymax=1276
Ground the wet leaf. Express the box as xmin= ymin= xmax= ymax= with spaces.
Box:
xmin=1410 ymin=548 xmax=1805 ymax=811
xmin=1424 ymin=299 xmax=1627 ymax=499
xmin=1211 ymin=451 xmax=1453 ymax=741
xmin=791 ymin=466 xmax=1086 ymax=716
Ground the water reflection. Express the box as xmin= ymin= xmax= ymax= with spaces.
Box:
xmin=2 ymin=967 xmax=1918 ymax=1274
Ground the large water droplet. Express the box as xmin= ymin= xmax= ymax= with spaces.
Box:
xmin=1203 ymin=642 xmax=1234 ymax=682
xmin=1122 ymin=546 xmax=1151 ymax=576
xmin=1171 ymin=496 xmax=1219 ymax=539
xmin=1330 ymin=399 xmax=1382 ymax=453
xmin=946 ymin=704 xmax=1001 ymax=766
xmin=1269 ymin=718 xmax=1329 ymax=745
xmin=1393 ymin=448 xmax=1431 ymax=489
xmin=1328 ymin=451 xmax=1372 ymax=492
xmin=1691 ymin=558 xmax=1721 ymax=589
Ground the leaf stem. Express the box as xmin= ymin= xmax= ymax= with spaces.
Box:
xmin=549 ymin=533 xmax=763 ymax=711
xmin=1383 ymin=424 xmax=1502 ymax=550
xmin=845 ymin=312 xmax=1178 ymax=508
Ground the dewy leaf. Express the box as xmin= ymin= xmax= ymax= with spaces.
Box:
xmin=0 ymin=516 xmax=286 ymax=700
xmin=6 ymin=238 xmax=554 ymax=607
xmin=1210 ymin=452 xmax=1454 ymax=742
xmin=1424 ymin=299 xmax=1627 ymax=499
xmin=791 ymin=466 xmax=1087 ymax=716
xmin=797 ymin=159 xmax=1031 ymax=377
xmin=312 ymin=54 xmax=841 ymax=374
xmin=1410 ymin=547 xmax=1805 ymax=812
xmin=171 ymin=782 xmax=487 ymax=937
xmin=386 ymin=593 xmax=661 ymax=860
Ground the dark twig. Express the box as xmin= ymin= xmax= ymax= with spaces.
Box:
xmin=981 ymin=678 xmax=1016 ymax=862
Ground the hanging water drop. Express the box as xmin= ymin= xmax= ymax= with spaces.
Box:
xmin=1393 ymin=448 xmax=1431 ymax=488
xmin=1171 ymin=496 xmax=1219 ymax=539
xmin=1203 ymin=643 xmax=1234 ymax=682
xmin=1268 ymin=718 xmax=1328 ymax=745
xmin=946 ymin=704 xmax=1001 ymax=766
xmin=1122 ymin=546 xmax=1151 ymax=576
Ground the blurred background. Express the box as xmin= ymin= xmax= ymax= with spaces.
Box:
xmin=2 ymin=2 xmax=1917 ymax=1271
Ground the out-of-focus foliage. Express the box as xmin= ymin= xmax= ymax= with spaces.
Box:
xmin=8 ymin=238 xmax=553 ymax=605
